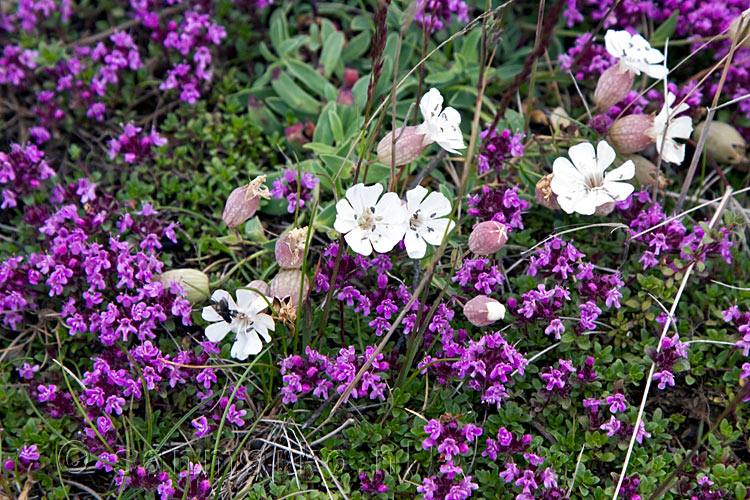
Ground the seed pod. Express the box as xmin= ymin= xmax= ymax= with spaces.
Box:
xmin=729 ymin=10 xmax=750 ymax=48
xmin=535 ymin=173 xmax=560 ymax=210
xmin=247 ymin=279 xmax=270 ymax=296
xmin=222 ymin=175 xmax=271 ymax=228
xmin=158 ymin=269 xmax=210 ymax=303
xmin=468 ymin=221 xmax=508 ymax=255
xmin=377 ymin=126 xmax=427 ymax=167
xmin=594 ymin=63 xmax=635 ymax=111
xmin=692 ymin=121 xmax=747 ymax=165
xmin=275 ymin=227 xmax=309 ymax=269
xmin=607 ymin=114 xmax=655 ymax=154
xmin=270 ymin=270 xmax=309 ymax=307
xmin=463 ymin=295 xmax=506 ymax=327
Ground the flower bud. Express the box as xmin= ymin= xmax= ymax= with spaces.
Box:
xmin=222 ymin=175 xmax=271 ymax=228
xmin=593 ymin=62 xmax=635 ymax=111
xmin=535 ymin=173 xmax=560 ymax=210
xmin=158 ymin=269 xmax=210 ymax=303
xmin=693 ymin=120 xmax=747 ymax=165
xmin=463 ymin=295 xmax=506 ymax=327
xmin=270 ymin=270 xmax=309 ymax=307
xmin=275 ymin=227 xmax=308 ymax=269
xmin=468 ymin=221 xmax=508 ymax=255
xmin=729 ymin=10 xmax=750 ymax=48
xmin=344 ymin=68 xmax=359 ymax=88
xmin=607 ymin=114 xmax=655 ymax=154
xmin=247 ymin=279 xmax=270 ymax=296
xmin=377 ymin=126 xmax=427 ymax=167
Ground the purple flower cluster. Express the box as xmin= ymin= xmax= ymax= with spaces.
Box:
xmin=467 ymin=185 xmax=529 ymax=230
xmin=315 ymin=242 xmax=370 ymax=293
xmin=513 ymin=237 xmax=624 ymax=335
xmin=452 ymin=257 xmax=504 ymax=295
xmin=422 ymin=415 xmax=482 ymax=461
xmin=723 ymin=304 xmax=750 ymax=356
xmin=0 ymin=143 xmax=56 ymax=209
xmin=157 ymin=11 xmax=226 ymax=104
xmin=558 ymin=33 xmax=615 ymax=81
xmin=108 ymin=122 xmax=167 ymax=164
xmin=617 ymin=474 xmax=641 ymax=500
xmin=452 ymin=331 xmax=528 ymax=408
xmin=683 ymin=476 xmax=730 ymax=500
xmin=648 ymin=334 xmax=689 ymax=390
xmin=0 ymin=45 xmax=38 ymax=87
xmin=591 ymin=391 xmax=651 ymax=444
xmin=3 ymin=444 xmax=40 ymax=473
xmin=616 ymin=191 xmax=733 ymax=271
xmin=279 ymin=345 xmax=389 ymax=404
xmin=477 ymin=128 xmax=525 ymax=174
xmin=271 ymin=168 xmax=319 ymax=213
xmin=360 ymin=469 xmax=388 ymax=494
xmin=417 ymin=463 xmax=478 ymax=500
xmin=414 ymin=0 xmax=469 ymax=33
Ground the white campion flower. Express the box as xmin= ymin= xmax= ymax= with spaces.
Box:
xmin=415 ymin=88 xmax=466 ymax=154
xmin=550 ymin=141 xmax=635 ymax=216
xmin=648 ymin=91 xmax=693 ymax=164
xmin=334 ymin=183 xmax=407 ymax=256
xmin=201 ymin=288 xmax=275 ymax=360
xmin=605 ymin=30 xmax=667 ymax=79
xmin=403 ymin=185 xmax=455 ymax=259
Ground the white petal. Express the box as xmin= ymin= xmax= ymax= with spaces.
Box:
xmin=551 ymin=157 xmax=585 ymax=195
xmin=420 ymin=191 xmax=453 ymax=218
xmin=567 ymin=142 xmax=597 ymax=172
xmin=596 ymin=141 xmax=617 ymax=171
xmin=243 ymin=330 xmax=263 ymax=356
xmin=230 ymin=331 xmax=249 ymax=360
xmin=209 ymin=289 xmax=236 ymax=310
xmin=404 ymin=230 xmax=427 ymax=259
xmin=604 ymin=30 xmax=629 ymax=59
xmin=346 ymin=183 xmax=383 ymax=214
xmin=405 ymin=185 xmax=428 ymax=213
xmin=201 ymin=305 xmax=222 ymax=322
xmin=420 ymin=218 xmax=454 ymax=245
xmin=334 ymin=199 xmax=357 ymax=234
xmin=236 ymin=289 xmax=260 ymax=311
xmin=419 ymin=88 xmax=444 ymax=123
xmin=344 ymin=227 xmax=373 ymax=256
xmin=439 ymin=107 xmax=462 ymax=128
xmin=572 ymin=189 xmax=599 ymax=216
xmin=603 ymin=180 xmax=635 ymax=201
xmin=376 ymin=192 xmax=408 ymax=226
xmin=556 ymin=185 xmax=588 ymax=214
xmin=205 ymin=321 xmax=232 ymax=342
xmin=254 ymin=314 xmax=275 ymax=340
xmin=604 ymin=160 xmax=635 ymax=183
xmin=668 ymin=116 xmax=693 ymax=140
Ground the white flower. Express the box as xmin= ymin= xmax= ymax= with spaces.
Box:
xmin=334 ymin=183 xmax=407 ymax=256
xmin=404 ymin=185 xmax=456 ymax=259
xmin=605 ymin=30 xmax=667 ymax=79
xmin=648 ymin=91 xmax=693 ymax=165
xmin=550 ymin=141 xmax=635 ymax=216
xmin=201 ymin=288 xmax=275 ymax=360
xmin=415 ymin=88 xmax=465 ymax=154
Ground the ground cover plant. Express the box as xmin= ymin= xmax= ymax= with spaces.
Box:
xmin=1 ymin=0 xmax=750 ymax=498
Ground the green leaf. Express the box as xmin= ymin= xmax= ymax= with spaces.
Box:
xmin=269 ymin=8 xmax=289 ymax=54
xmin=342 ymin=31 xmax=372 ymax=63
xmin=329 ymin=109 xmax=345 ymax=144
xmin=320 ymin=31 xmax=345 ymax=77
xmin=271 ymin=72 xmax=321 ymax=114
xmin=652 ymin=11 xmax=679 ymax=45
xmin=243 ymin=217 xmax=268 ymax=242
xmin=284 ymin=59 xmax=338 ymax=100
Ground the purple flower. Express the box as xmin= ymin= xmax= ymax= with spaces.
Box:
xmin=16 ymin=362 xmax=39 ymax=380
xmin=270 ymin=169 xmax=319 ymax=213
xmin=192 ymin=416 xmax=211 ymax=438
xmin=414 ymin=0 xmax=469 ymax=33
xmin=18 ymin=444 xmax=39 ymax=466
xmin=467 ymin=185 xmax=529 ymax=230
xmin=477 ymin=128 xmax=525 ymax=174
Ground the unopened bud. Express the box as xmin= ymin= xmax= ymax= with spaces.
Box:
xmin=463 ymin=295 xmax=506 ymax=327
xmin=337 ymin=88 xmax=354 ymax=106
xmin=158 ymin=269 xmax=210 ymax=303
xmin=729 ymin=10 xmax=750 ymax=48
xmin=222 ymin=175 xmax=270 ymax=228
xmin=247 ymin=279 xmax=270 ymax=296
xmin=607 ymin=114 xmax=655 ymax=154
xmin=344 ymin=68 xmax=359 ymax=88
xmin=594 ymin=62 xmax=635 ymax=111
xmin=275 ymin=227 xmax=309 ymax=269
xmin=535 ymin=173 xmax=560 ymax=210
xmin=270 ymin=270 xmax=309 ymax=307
xmin=468 ymin=221 xmax=508 ymax=255
xmin=693 ymin=121 xmax=747 ymax=165
xmin=377 ymin=126 xmax=427 ymax=167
